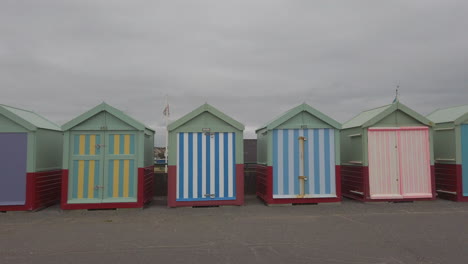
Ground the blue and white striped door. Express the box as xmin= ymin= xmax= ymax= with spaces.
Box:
xmin=272 ymin=129 xmax=336 ymax=198
xmin=176 ymin=132 xmax=236 ymax=201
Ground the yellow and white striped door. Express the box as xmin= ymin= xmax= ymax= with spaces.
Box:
xmin=70 ymin=133 xmax=104 ymax=202
xmin=103 ymin=133 xmax=137 ymax=202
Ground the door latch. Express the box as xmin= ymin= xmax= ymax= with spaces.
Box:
xmin=94 ymin=185 xmax=104 ymax=190
xmin=204 ymin=194 xmax=216 ymax=198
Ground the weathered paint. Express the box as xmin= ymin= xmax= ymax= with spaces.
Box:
xmin=368 ymin=127 xmax=432 ymax=199
xmin=176 ymin=132 xmax=236 ymax=201
xmin=462 ymin=125 xmax=468 ymax=196
xmin=0 ymin=133 xmax=28 ymax=205
xmin=272 ymin=128 xmax=336 ymax=198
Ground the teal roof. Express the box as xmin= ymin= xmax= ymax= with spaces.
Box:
xmin=62 ymin=102 xmax=154 ymax=132
xmin=168 ymin=103 xmax=244 ymax=131
xmin=343 ymin=102 xmax=432 ymax=129
xmin=256 ymin=103 xmax=341 ymax=133
xmin=427 ymin=104 xmax=468 ymax=125
xmin=0 ymin=104 xmax=61 ymax=131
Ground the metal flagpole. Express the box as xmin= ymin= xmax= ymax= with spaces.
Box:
xmin=164 ymin=95 xmax=169 ymax=173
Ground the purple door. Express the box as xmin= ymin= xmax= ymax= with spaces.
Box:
xmin=0 ymin=133 xmax=28 ymax=205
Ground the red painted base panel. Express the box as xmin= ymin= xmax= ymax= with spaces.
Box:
xmin=256 ymin=165 xmax=342 ymax=205
xmin=341 ymin=165 xmax=436 ymax=202
xmin=60 ymin=166 xmax=154 ymax=210
xmin=0 ymin=170 xmax=62 ymax=212
xmin=435 ymin=163 xmax=468 ymax=202
xmin=167 ymin=164 xmax=244 ymax=207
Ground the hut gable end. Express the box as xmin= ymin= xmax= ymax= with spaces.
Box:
xmin=62 ymin=103 xmax=152 ymax=132
xmin=257 ymin=103 xmax=341 ymax=132
xmin=168 ymin=103 xmax=244 ymax=132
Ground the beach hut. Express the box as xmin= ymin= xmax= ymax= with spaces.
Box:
xmin=256 ymin=103 xmax=342 ymax=204
xmin=61 ymin=103 xmax=154 ymax=210
xmin=167 ymin=103 xmax=244 ymax=207
xmin=427 ymin=104 xmax=468 ymax=201
xmin=0 ymin=104 xmax=62 ymax=211
xmin=341 ymin=102 xmax=435 ymax=202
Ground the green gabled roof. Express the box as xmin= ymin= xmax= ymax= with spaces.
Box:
xmin=62 ymin=102 xmax=154 ymax=132
xmin=0 ymin=104 xmax=61 ymax=131
xmin=427 ymin=104 xmax=468 ymax=125
xmin=255 ymin=103 xmax=341 ymax=133
xmin=342 ymin=102 xmax=432 ymax=129
xmin=168 ymin=103 xmax=244 ymax=131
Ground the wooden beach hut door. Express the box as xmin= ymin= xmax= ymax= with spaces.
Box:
xmin=69 ymin=132 xmax=137 ymax=203
xmin=0 ymin=133 xmax=27 ymax=206
xmin=176 ymin=132 xmax=236 ymax=202
xmin=272 ymin=129 xmax=336 ymax=199
xmin=462 ymin=125 xmax=468 ymax=197
xmin=368 ymin=127 xmax=432 ymax=199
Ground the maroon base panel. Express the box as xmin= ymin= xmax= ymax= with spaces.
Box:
xmin=256 ymin=165 xmax=342 ymax=204
xmin=435 ymin=163 xmax=468 ymax=202
xmin=341 ymin=165 xmax=436 ymax=202
xmin=0 ymin=170 xmax=62 ymax=211
xmin=60 ymin=166 xmax=154 ymax=210
xmin=167 ymin=164 xmax=245 ymax=207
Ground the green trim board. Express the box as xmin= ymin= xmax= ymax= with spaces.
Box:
xmin=168 ymin=103 xmax=244 ymax=165
xmin=343 ymin=102 xmax=433 ymax=129
xmin=62 ymin=102 xmax=154 ymax=132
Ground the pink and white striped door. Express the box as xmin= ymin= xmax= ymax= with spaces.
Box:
xmin=368 ymin=127 xmax=431 ymax=199
xmin=368 ymin=129 xmax=401 ymax=199
xmin=398 ymin=128 xmax=432 ymax=198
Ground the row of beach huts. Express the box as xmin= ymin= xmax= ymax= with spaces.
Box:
xmin=0 ymin=101 xmax=467 ymax=211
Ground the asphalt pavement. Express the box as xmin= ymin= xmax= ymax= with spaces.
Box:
xmin=1 ymin=196 xmax=468 ymax=264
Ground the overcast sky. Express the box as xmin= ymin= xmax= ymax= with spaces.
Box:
xmin=1 ymin=1 xmax=467 ymax=146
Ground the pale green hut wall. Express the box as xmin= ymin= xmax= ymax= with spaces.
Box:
xmin=0 ymin=113 xmax=63 ymax=172
xmin=372 ymin=110 xmax=424 ymax=127
xmin=275 ymin=112 xmax=335 ymax=130
xmin=35 ymin=129 xmax=63 ymax=171
xmin=144 ymin=130 xmax=155 ymax=167
xmin=340 ymin=127 xmax=363 ymax=165
xmin=168 ymin=111 xmax=244 ymax=166
xmin=256 ymin=128 xmax=268 ymax=165
xmin=433 ymin=122 xmax=457 ymax=164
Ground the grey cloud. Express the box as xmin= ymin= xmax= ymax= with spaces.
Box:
xmin=1 ymin=0 xmax=467 ymax=145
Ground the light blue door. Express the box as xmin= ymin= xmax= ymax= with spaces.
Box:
xmin=176 ymin=132 xmax=236 ymax=202
xmin=462 ymin=125 xmax=468 ymax=197
xmin=272 ymin=129 xmax=336 ymax=199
